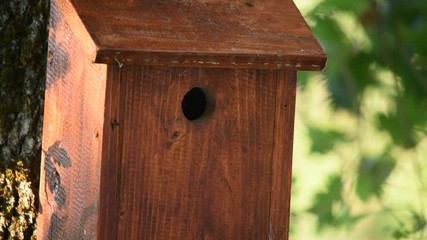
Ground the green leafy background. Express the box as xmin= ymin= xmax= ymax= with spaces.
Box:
xmin=291 ymin=0 xmax=427 ymax=239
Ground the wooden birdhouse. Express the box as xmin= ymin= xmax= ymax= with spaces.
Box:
xmin=38 ymin=0 xmax=326 ymax=239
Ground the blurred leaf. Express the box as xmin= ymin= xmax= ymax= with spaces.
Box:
xmin=388 ymin=0 xmax=427 ymax=55
xmin=348 ymin=52 xmax=378 ymax=91
xmin=320 ymin=0 xmax=368 ymax=14
xmin=309 ymin=175 xmax=342 ymax=230
xmin=309 ymin=175 xmax=365 ymax=231
xmin=393 ymin=211 xmax=427 ymax=239
xmin=309 ymin=14 xmax=351 ymax=57
xmin=376 ymin=95 xmax=427 ymax=148
xmin=356 ymin=155 xmax=396 ymax=201
xmin=309 ymin=14 xmax=380 ymax=111
xmin=308 ymin=127 xmax=346 ymax=154
xmin=411 ymin=211 xmax=427 ymax=233
xmin=327 ymin=52 xmax=378 ymax=111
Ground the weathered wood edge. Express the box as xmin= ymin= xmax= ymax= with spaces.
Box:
xmin=55 ymin=0 xmax=98 ymax=61
xmin=67 ymin=0 xmax=327 ymax=70
xmin=95 ymin=49 xmax=326 ymax=71
xmin=269 ymin=70 xmax=297 ymax=240
xmin=97 ymin=64 xmax=124 ymax=240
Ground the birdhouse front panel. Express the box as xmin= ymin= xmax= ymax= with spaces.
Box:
xmin=98 ymin=65 xmax=296 ymax=239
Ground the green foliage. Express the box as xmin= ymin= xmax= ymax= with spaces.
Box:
xmin=376 ymin=95 xmax=426 ymax=148
xmin=0 ymin=0 xmax=49 ymax=238
xmin=393 ymin=211 xmax=427 ymax=239
xmin=309 ymin=175 xmax=340 ymax=228
xmin=355 ymin=154 xmax=396 ymax=201
xmin=308 ymin=175 xmax=366 ymax=231
xmin=308 ymin=127 xmax=346 ymax=154
xmin=292 ymin=0 xmax=427 ymax=238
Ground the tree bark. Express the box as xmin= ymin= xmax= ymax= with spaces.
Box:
xmin=0 ymin=0 xmax=49 ymax=238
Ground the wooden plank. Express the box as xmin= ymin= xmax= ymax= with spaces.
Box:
xmin=269 ymin=70 xmax=297 ymax=240
xmin=97 ymin=64 xmax=124 ymax=240
xmin=110 ymin=66 xmax=280 ymax=239
xmin=69 ymin=0 xmax=326 ymax=70
xmin=37 ymin=0 xmax=107 ymax=238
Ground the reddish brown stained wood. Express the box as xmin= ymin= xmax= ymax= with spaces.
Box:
xmin=97 ymin=64 xmax=124 ymax=240
xmin=38 ymin=0 xmax=107 ymax=238
xmin=41 ymin=0 xmax=323 ymax=239
xmin=97 ymin=66 xmax=296 ymax=239
xmin=269 ymin=70 xmax=297 ymax=240
xmin=69 ymin=0 xmax=326 ymax=70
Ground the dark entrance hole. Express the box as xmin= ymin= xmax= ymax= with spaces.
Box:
xmin=181 ymin=87 xmax=209 ymax=121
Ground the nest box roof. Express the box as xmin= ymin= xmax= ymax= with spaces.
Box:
xmin=70 ymin=0 xmax=326 ymax=70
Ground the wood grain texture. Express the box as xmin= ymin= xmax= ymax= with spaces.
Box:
xmin=97 ymin=64 xmax=124 ymax=240
xmin=96 ymin=66 xmax=296 ymax=239
xmin=69 ymin=0 xmax=326 ymax=70
xmin=37 ymin=0 xmax=107 ymax=238
xmin=269 ymin=70 xmax=296 ymax=240
xmin=42 ymin=1 xmax=315 ymax=239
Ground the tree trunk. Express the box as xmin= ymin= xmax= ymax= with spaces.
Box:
xmin=0 ymin=0 xmax=49 ymax=238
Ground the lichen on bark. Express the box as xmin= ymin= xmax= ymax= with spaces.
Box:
xmin=0 ymin=0 xmax=49 ymax=238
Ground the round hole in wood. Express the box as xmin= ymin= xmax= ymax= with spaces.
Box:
xmin=181 ymin=87 xmax=210 ymax=121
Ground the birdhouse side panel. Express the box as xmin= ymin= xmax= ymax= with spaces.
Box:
xmin=37 ymin=0 xmax=107 ymax=239
xmin=270 ymin=70 xmax=297 ymax=240
xmin=97 ymin=64 xmax=124 ymax=240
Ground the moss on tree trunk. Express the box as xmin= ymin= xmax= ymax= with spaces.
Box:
xmin=0 ymin=0 xmax=49 ymax=238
